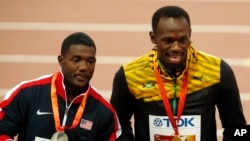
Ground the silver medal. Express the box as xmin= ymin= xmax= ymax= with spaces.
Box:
xmin=51 ymin=131 xmax=69 ymax=141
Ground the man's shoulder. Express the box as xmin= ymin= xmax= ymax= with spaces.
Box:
xmin=88 ymin=86 xmax=117 ymax=113
xmin=1 ymin=74 xmax=52 ymax=103
xmin=88 ymin=86 xmax=111 ymax=105
xmin=18 ymin=74 xmax=53 ymax=92
xmin=123 ymin=53 xmax=151 ymax=72
xmin=195 ymin=50 xmax=221 ymax=64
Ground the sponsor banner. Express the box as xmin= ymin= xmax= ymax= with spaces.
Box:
xmin=149 ymin=115 xmax=201 ymax=141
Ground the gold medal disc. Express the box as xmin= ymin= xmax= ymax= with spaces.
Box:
xmin=171 ymin=135 xmax=182 ymax=141
xmin=51 ymin=131 xmax=69 ymax=141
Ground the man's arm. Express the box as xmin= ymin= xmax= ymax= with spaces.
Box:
xmin=0 ymin=85 xmax=28 ymax=141
xmin=110 ymin=67 xmax=136 ymax=141
xmin=0 ymin=98 xmax=20 ymax=141
xmin=216 ymin=59 xmax=246 ymax=140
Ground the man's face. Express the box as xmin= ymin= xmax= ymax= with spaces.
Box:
xmin=58 ymin=44 xmax=96 ymax=88
xmin=150 ymin=17 xmax=191 ymax=70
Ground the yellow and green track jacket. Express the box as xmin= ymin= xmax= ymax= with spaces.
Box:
xmin=110 ymin=45 xmax=246 ymax=141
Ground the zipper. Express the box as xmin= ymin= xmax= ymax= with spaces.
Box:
xmin=173 ymin=76 xmax=177 ymax=115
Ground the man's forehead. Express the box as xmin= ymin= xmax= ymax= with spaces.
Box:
xmin=158 ymin=17 xmax=189 ymax=29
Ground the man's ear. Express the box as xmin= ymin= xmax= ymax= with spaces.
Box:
xmin=58 ymin=55 xmax=63 ymax=67
xmin=149 ymin=31 xmax=156 ymax=44
xmin=189 ymin=28 xmax=192 ymax=38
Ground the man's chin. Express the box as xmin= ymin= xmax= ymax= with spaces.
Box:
xmin=74 ymin=81 xmax=88 ymax=88
xmin=166 ymin=63 xmax=183 ymax=71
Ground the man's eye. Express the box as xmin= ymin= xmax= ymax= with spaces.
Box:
xmin=88 ymin=59 xmax=96 ymax=64
xmin=163 ymin=39 xmax=172 ymax=44
xmin=179 ymin=38 xmax=188 ymax=44
xmin=72 ymin=58 xmax=80 ymax=62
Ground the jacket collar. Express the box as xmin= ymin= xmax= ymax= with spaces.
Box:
xmin=54 ymin=71 xmax=90 ymax=104
xmin=150 ymin=43 xmax=197 ymax=79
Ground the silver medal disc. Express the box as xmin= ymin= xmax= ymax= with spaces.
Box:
xmin=51 ymin=131 xmax=69 ymax=141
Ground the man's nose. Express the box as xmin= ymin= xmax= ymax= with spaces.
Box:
xmin=171 ymin=41 xmax=180 ymax=49
xmin=79 ymin=61 xmax=88 ymax=71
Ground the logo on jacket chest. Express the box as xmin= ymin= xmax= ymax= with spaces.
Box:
xmin=36 ymin=109 xmax=52 ymax=115
xmin=142 ymin=82 xmax=155 ymax=88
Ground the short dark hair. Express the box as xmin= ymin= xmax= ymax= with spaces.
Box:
xmin=61 ymin=32 xmax=96 ymax=55
xmin=152 ymin=5 xmax=191 ymax=32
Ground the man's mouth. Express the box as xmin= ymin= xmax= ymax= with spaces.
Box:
xmin=167 ymin=54 xmax=182 ymax=64
xmin=75 ymin=74 xmax=88 ymax=81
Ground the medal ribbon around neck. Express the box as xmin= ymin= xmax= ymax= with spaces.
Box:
xmin=153 ymin=61 xmax=188 ymax=135
xmin=51 ymin=72 xmax=88 ymax=131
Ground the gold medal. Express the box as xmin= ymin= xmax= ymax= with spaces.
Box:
xmin=171 ymin=135 xmax=182 ymax=141
xmin=51 ymin=131 xmax=69 ymax=141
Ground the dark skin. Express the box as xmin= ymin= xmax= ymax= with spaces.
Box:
xmin=58 ymin=44 xmax=96 ymax=103
xmin=149 ymin=17 xmax=191 ymax=73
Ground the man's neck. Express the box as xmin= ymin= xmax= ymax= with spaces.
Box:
xmin=64 ymin=80 xmax=89 ymax=102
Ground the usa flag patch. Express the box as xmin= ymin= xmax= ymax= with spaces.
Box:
xmin=80 ymin=119 xmax=93 ymax=130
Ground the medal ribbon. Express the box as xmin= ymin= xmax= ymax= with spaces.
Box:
xmin=153 ymin=61 xmax=188 ymax=135
xmin=51 ymin=72 xmax=88 ymax=131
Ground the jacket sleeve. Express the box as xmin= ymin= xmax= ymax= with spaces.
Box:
xmin=110 ymin=67 xmax=136 ymax=141
xmin=216 ymin=59 xmax=246 ymax=140
xmin=0 ymin=87 xmax=25 ymax=140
